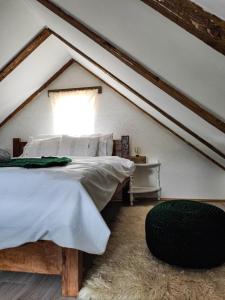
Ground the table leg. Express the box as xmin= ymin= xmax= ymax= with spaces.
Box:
xmin=130 ymin=193 xmax=134 ymax=206
xmin=129 ymin=175 xmax=135 ymax=206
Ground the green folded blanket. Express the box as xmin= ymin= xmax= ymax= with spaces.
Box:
xmin=0 ymin=157 xmax=72 ymax=169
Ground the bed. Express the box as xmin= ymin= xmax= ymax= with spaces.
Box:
xmin=0 ymin=135 xmax=133 ymax=297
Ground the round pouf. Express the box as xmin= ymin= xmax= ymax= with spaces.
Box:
xmin=145 ymin=200 xmax=225 ymax=268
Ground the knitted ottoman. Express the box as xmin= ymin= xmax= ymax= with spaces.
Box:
xmin=145 ymin=200 xmax=225 ymax=268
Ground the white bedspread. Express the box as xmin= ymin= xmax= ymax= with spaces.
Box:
xmin=0 ymin=156 xmax=134 ymax=254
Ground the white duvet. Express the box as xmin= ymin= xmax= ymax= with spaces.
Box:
xmin=0 ymin=156 xmax=134 ymax=254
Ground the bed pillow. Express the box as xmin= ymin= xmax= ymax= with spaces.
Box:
xmin=97 ymin=134 xmax=113 ymax=156
xmin=22 ymin=137 xmax=61 ymax=157
xmin=58 ymin=135 xmax=99 ymax=157
xmin=80 ymin=133 xmax=113 ymax=156
xmin=28 ymin=134 xmax=62 ymax=142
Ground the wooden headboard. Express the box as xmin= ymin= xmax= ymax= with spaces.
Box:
xmin=13 ymin=136 xmax=129 ymax=158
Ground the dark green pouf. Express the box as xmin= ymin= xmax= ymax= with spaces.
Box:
xmin=145 ymin=200 xmax=225 ymax=268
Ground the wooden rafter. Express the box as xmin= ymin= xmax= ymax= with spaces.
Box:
xmin=0 ymin=28 xmax=51 ymax=81
xmin=51 ymin=30 xmax=225 ymax=162
xmin=0 ymin=59 xmax=74 ymax=128
xmin=76 ymin=61 xmax=225 ymax=171
xmin=140 ymin=0 xmax=225 ymax=56
xmin=0 ymin=24 xmax=223 ymax=169
xmin=36 ymin=0 xmax=225 ymax=133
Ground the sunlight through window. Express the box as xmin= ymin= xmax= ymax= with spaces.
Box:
xmin=50 ymin=89 xmax=97 ymax=135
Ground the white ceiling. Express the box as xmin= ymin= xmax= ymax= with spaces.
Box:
xmin=31 ymin=0 xmax=225 ymax=153
xmin=0 ymin=0 xmax=224 ymax=168
xmin=193 ymin=0 xmax=225 ymax=20
xmin=49 ymin=0 xmax=225 ymax=121
xmin=0 ymin=35 xmax=70 ymax=121
xmin=0 ymin=0 xmax=43 ymax=68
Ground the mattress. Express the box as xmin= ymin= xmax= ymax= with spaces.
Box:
xmin=0 ymin=156 xmax=135 ymax=254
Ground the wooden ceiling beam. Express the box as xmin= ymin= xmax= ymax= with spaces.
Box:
xmin=37 ymin=0 xmax=225 ymax=133
xmin=76 ymin=60 xmax=225 ymax=171
xmin=141 ymin=0 xmax=225 ymax=56
xmin=0 ymin=23 xmax=223 ymax=169
xmin=0 ymin=59 xmax=74 ymax=128
xmin=51 ymin=31 xmax=225 ymax=161
xmin=0 ymin=28 xmax=51 ymax=81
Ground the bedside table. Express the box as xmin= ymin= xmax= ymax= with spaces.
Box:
xmin=128 ymin=161 xmax=161 ymax=206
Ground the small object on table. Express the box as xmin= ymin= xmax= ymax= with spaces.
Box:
xmin=130 ymin=146 xmax=146 ymax=163
xmin=130 ymin=147 xmax=146 ymax=163
xmin=128 ymin=160 xmax=161 ymax=206
xmin=134 ymin=146 xmax=141 ymax=156
xmin=129 ymin=155 xmax=146 ymax=164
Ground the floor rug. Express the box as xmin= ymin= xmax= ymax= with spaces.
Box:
xmin=79 ymin=205 xmax=225 ymax=300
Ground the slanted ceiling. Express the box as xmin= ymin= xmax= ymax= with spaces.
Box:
xmin=140 ymin=0 xmax=225 ymax=56
xmin=193 ymin=0 xmax=225 ymax=20
xmin=0 ymin=35 xmax=70 ymax=122
xmin=0 ymin=0 xmax=224 ymax=170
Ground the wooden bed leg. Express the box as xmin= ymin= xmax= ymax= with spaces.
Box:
xmin=61 ymin=248 xmax=83 ymax=297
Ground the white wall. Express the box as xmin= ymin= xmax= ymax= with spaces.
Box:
xmin=50 ymin=0 xmax=225 ymax=120
xmin=1 ymin=0 xmax=224 ymax=168
xmin=0 ymin=36 xmax=70 ymax=121
xmin=0 ymin=63 xmax=224 ymax=199
xmin=27 ymin=0 xmax=225 ymax=166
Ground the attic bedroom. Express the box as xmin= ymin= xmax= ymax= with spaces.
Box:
xmin=0 ymin=0 xmax=225 ymax=299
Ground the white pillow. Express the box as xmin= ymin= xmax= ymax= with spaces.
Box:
xmin=81 ymin=133 xmax=113 ymax=156
xmin=22 ymin=137 xmax=61 ymax=157
xmin=27 ymin=133 xmax=114 ymax=156
xmin=58 ymin=135 xmax=99 ymax=157
xmin=97 ymin=134 xmax=113 ymax=156
xmin=28 ymin=134 xmax=62 ymax=142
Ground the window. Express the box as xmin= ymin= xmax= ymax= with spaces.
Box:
xmin=49 ymin=88 xmax=99 ymax=135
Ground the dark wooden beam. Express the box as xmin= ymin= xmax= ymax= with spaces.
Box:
xmin=0 ymin=59 xmax=74 ymax=128
xmin=75 ymin=60 xmax=225 ymax=171
xmin=0 ymin=28 xmax=51 ymax=81
xmin=37 ymin=0 xmax=225 ymax=133
xmin=48 ymin=86 xmax=102 ymax=96
xmin=141 ymin=0 xmax=225 ymax=56
xmin=51 ymin=31 xmax=225 ymax=161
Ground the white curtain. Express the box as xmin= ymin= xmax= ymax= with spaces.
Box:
xmin=50 ymin=89 xmax=97 ymax=135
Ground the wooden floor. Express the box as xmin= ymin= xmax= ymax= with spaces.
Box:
xmin=0 ymin=271 xmax=71 ymax=300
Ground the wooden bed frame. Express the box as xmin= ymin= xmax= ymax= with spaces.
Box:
xmin=0 ymin=136 xmax=130 ymax=297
